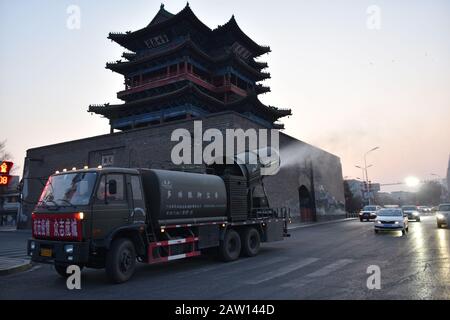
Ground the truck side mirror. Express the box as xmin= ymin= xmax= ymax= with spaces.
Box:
xmin=108 ymin=180 xmax=117 ymax=195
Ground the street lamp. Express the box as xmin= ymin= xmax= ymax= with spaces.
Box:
xmin=364 ymin=147 xmax=380 ymax=183
xmin=355 ymin=164 xmax=372 ymax=183
xmin=362 ymin=147 xmax=380 ymax=205
xmin=430 ymin=173 xmax=446 ymax=202
xmin=355 ymin=165 xmax=369 ymax=182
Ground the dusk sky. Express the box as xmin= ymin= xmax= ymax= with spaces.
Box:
xmin=1 ymin=0 xmax=449 ymax=192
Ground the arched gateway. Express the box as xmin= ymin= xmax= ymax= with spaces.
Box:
xmin=299 ymin=185 xmax=316 ymax=222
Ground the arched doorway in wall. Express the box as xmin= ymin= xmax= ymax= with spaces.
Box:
xmin=299 ymin=185 xmax=317 ymax=222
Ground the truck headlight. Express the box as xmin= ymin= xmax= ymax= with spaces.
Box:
xmin=30 ymin=241 xmax=36 ymax=250
xmin=64 ymin=245 xmax=74 ymax=254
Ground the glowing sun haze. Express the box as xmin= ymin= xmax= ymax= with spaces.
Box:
xmin=1 ymin=0 xmax=449 ymax=192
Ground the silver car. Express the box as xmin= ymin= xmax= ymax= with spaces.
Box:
xmin=436 ymin=204 xmax=450 ymax=228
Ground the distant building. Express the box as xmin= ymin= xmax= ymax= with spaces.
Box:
xmin=390 ymin=191 xmax=416 ymax=206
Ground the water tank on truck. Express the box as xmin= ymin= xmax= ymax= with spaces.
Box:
xmin=139 ymin=169 xmax=228 ymax=227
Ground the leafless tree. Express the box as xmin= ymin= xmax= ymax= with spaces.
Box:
xmin=0 ymin=140 xmax=12 ymax=161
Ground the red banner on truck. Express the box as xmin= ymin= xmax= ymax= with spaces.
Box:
xmin=32 ymin=213 xmax=83 ymax=241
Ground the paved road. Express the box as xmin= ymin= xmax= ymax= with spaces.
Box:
xmin=1 ymin=216 xmax=449 ymax=299
xmin=0 ymin=229 xmax=30 ymax=260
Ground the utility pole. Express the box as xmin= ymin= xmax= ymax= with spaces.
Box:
xmin=362 ymin=147 xmax=380 ymax=205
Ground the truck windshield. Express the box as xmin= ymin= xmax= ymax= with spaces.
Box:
xmin=38 ymin=172 xmax=97 ymax=207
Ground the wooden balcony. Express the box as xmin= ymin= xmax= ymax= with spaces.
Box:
xmin=117 ymin=70 xmax=248 ymax=100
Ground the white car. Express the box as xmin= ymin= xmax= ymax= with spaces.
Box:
xmin=374 ymin=208 xmax=409 ymax=235
xmin=359 ymin=205 xmax=382 ymax=222
xmin=436 ymin=203 xmax=450 ymax=228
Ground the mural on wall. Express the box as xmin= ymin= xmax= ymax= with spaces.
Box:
xmin=315 ymin=184 xmax=345 ymax=216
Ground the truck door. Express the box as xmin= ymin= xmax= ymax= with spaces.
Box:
xmin=126 ymin=175 xmax=147 ymax=224
xmin=92 ymin=174 xmax=130 ymax=240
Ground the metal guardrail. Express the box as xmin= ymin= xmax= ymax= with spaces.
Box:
xmin=345 ymin=212 xmax=359 ymax=218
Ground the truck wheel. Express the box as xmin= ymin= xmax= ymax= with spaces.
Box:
xmin=105 ymin=238 xmax=136 ymax=284
xmin=241 ymin=227 xmax=261 ymax=257
xmin=219 ymin=229 xmax=241 ymax=262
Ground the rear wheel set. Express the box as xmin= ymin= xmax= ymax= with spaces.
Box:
xmin=240 ymin=227 xmax=261 ymax=257
xmin=219 ymin=227 xmax=261 ymax=262
xmin=219 ymin=229 xmax=241 ymax=262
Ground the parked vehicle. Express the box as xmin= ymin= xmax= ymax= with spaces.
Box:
xmin=28 ymin=164 xmax=289 ymax=283
xmin=418 ymin=206 xmax=431 ymax=213
xmin=401 ymin=205 xmax=421 ymax=222
xmin=374 ymin=208 xmax=409 ymax=235
xmin=436 ymin=204 xmax=450 ymax=228
xmin=359 ymin=205 xmax=382 ymax=222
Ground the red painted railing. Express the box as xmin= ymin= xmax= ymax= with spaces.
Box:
xmin=118 ymin=70 xmax=248 ymax=99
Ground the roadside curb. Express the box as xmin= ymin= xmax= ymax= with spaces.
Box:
xmin=288 ymin=218 xmax=357 ymax=230
xmin=0 ymin=258 xmax=32 ymax=276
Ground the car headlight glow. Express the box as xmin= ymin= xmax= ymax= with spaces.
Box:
xmin=395 ymin=221 xmax=399 ymax=224
xmin=413 ymin=211 xmax=419 ymax=216
xmin=437 ymin=213 xmax=445 ymax=220
xmin=377 ymin=220 xmax=382 ymax=224
xmin=30 ymin=241 xmax=35 ymax=250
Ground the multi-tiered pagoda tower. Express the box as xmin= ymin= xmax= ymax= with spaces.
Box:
xmin=89 ymin=4 xmax=291 ymax=132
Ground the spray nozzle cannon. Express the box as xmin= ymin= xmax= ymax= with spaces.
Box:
xmin=235 ymin=147 xmax=280 ymax=177
xmin=206 ymin=147 xmax=280 ymax=179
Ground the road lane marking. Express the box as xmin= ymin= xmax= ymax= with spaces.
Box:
xmin=218 ymin=256 xmax=289 ymax=277
xmin=305 ymin=259 xmax=353 ymax=278
xmin=0 ymin=248 xmax=28 ymax=259
xmin=0 ymin=248 xmax=28 ymax=252
xmin=186 ymin=258 xmax=247 ymax=275
xmin=281 ymin=259 xmax=354 ymax=289
xmin=245 ymin=257 xmax=319 ymax=285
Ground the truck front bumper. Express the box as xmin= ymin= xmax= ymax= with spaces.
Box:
xmin=27 ymin=239 xmax=90 ymax=265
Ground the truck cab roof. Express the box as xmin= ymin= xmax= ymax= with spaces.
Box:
xmin=54 ymin=167 xmax=140 ymax=176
